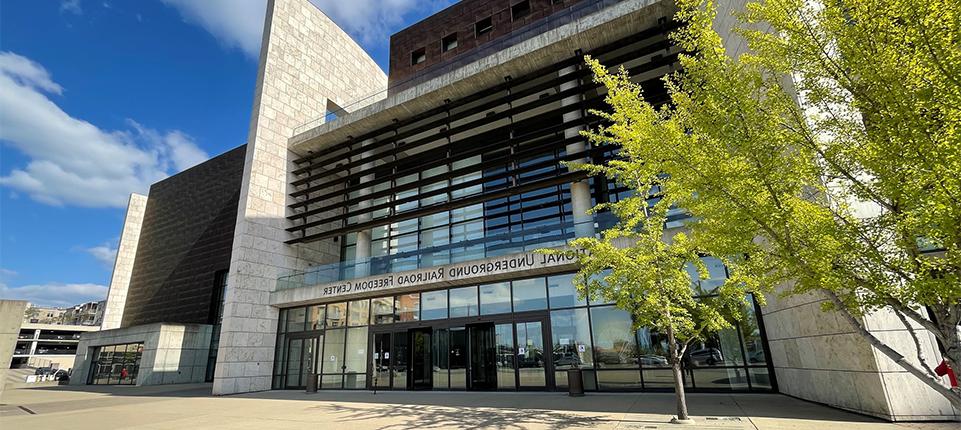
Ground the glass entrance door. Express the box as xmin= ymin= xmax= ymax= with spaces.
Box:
xmin=410 ymin=329 xmax=432 ymax=390
xmin=285 ymin=334 xmax=319 ymax=389
xmin=371 ymin=332 xmax=391 ymax=390
xmin=515 ymin=320 xmax=548 ymax=389
xmin=468 ymin=324 xmax=496 ymax=390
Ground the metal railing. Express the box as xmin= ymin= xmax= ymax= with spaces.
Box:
xmin=275 ymin=212 xmax=618 ymax=292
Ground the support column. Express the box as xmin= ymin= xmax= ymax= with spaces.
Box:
xmin=560 ymin=64 xmax=595 ymax=238
xmin=353 ymin=139 xmax=376 ymax=277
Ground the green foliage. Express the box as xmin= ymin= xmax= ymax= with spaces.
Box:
xmin=574 ymin=0 xmax=960 ymax=324
xmin=556 ymin=0 xmax=961 ymax=404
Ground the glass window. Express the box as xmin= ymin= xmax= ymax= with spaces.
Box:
xmin=326 ymin=302 xmax=347 ymax=328
xmin=590 ymin=306 xmax=638 ymax=368
xmin=370 ymin=297 xmax=394 ymax=324
xmin=588 ymin=270 xmax=614 ymax=305
xmin=749 ymin=368 xmax=773 ymax=390
xmin=551 ymin=308 xmax=593 ymax=388
xmin=278 ymin=309 xmax=288 ymax=333
xmin=687 ymin=329 xmax=742 ymax=367
xmin=741 ymin=296 xmax=767 ymax=365
xmin=421 ymin=290 xmax=448 ymax=320
xmin=344 ymin=327 xmax=369 ymax=374
xmin=348 ymin=300 xmax=369 ymax=327
xmin=636 ymin=328 xmax=671 ymax=368
xmin=548 ymin=273 xmax=586 ymax=308
xmin=321 ymin=329 xmax=346 ymax=375
xmin=686 ymin=256 xmax=728 ymax=294
xmin=307 ymin=305 xmax=325 ymax=331
xmin=286 ymin=307 xmax=306 ymax=332
xmin=512 ymin=277 xmax=548 ymax=312
xmin=692 ymin=367 xmax=749 ymax=390
xmin=596 ymin=370 xmax=642 ymax=390
xmin=479 ymin=282 xmax=511 ymax=315
xmin=449 ymin=286 xmax=478 ymax=318
xmin=395 ymin=294 xmax=420 ymax=322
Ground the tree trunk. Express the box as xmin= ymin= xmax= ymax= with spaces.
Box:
xmin=826 ymin=291 xmax=961 ymax=409
xmin=666 ymin=324 xmax=691 ymax=422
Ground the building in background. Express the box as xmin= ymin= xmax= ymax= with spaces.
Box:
xmin=71 ymin=0 xmax=957 ymax=423
xmin=23 ymin=305 xmax=70 ymax=325
xmin=11 ymin=322 xmax=99 ymax=371
xmin=63 ymin=301 xmax=106 ymax=326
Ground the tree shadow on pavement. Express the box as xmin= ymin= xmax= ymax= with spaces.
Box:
xmin=309 ymin=402 xmax=611 ymax=430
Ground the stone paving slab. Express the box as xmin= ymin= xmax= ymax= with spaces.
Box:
xmin=0 ymin=383 xmax=957 ymax=429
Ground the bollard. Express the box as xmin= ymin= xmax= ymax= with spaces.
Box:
xmin=306 ymin=372 xmax=317 ymax=393
xmin=567 ymin=368 xmax=584 ymax=397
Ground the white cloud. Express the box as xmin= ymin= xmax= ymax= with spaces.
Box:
xmin=0 ymin=268 xmax=17 ymax=278
xmin=160 ymin=0 xmax=453 ymax=60
xmin=60 ymin=0 xmax=83 ymax=15
xmin=0 ymin=282 xmax=107 ymax=308
xmin=160 ymin=0 xmax=268 ymax=59
xmin=0 ymin=52 xmax=209 ymax=208
xmin=85 ymin=244 xmax=117 ymax=268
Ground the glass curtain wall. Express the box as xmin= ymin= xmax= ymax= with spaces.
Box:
xmin=274 ymin=259 xmax=774 ymax=392
xmin=88 ymin=342 xmax=143 ymax=385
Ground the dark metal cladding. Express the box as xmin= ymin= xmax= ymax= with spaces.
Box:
xmin=121 ymin=145 xmax=247 ymax=327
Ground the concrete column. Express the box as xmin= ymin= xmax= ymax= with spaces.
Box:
xmin=353 ymin=139 xmax=376 ymax=277
xmin=560 ymin=64 xmax=595 ymax=238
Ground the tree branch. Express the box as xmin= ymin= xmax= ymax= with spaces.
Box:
xmin=825 ymin=290 xmax=961 ymax=408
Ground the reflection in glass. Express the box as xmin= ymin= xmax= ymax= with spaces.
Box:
xmin=548 ymin=273 xmax=586 ymax=308
xmin=392 ymin=331 xmax=409 ymax=389
xmin=307 ymin=305 xmax=325 ymax=330
xmin=348 ymin=300 xmax=369 ymax=327
xmin=495 ymin=323 xmax=516 ymax=389
xmin=551 ymin=308 xmax=593 ymax=388
xmin=371 ymin=297 xmax=394 ymax=324
xmin=449 ymin=327 xmax=468 ymax=389
xmin=395 ymin=294 xmax=420 ymax=322
xmin=480 ymin=282 xmax=511 ymax=315
xmin=287 ymin=307 xmax=306 ymax=332
xmin=692 ymin=367 xmax=749 ymax=390
xmin=635 ymin=328 xmax=670 ymax=368
xmin=326 ymin=302 xmax=347 ymax=328
xmin=516 ymin=321 xmax=546 ymax=388
xmin=449 ymin=286 xmax=478 ymax=318
xmin=512 ymin=278 xmax=548 ymax=312
xmin=322 ymin=329 xmax=346 ymax=374
xmin=749 ymin=368 xmax=773 ymax=389
xmin=741 ymin=296 xmax=767 ymax=365
xmin=421 ymin=290 xmax=448 ymax=320
xmin=433 ymin=328 xmax=450 ymax=389
xmin=597 ymin=370 xmax=642 ymax=390
xmin=345 ymin=327 xmax=368 ymax=373
xmin=590 ymin=307 xmax=638 ymax=368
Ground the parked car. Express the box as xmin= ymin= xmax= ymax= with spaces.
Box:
xmin=54 ymin=369 xmax=71 ymax=381
xmin=687 ymin=348 xmax=723 ymax=366
xmin=34 ymin=367 xmax=56 ymax=376
xmin=639 ymin=354 xmax=669 ymax=367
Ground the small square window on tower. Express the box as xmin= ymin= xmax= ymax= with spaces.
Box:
xmin=442 ymin=33 xmax=458 ymax=52
xmin=511 ymin=1 xmax=531 ymax=21
xmin=411 ymin=47 xmax=426 ymax=65
xmin=475 ymin=16 xmax=493 ymax=37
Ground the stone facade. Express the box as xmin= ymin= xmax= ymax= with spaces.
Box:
xmin=0 ymin=300 xmax=28 ymax=396
xmin=213 ymin=0 xmax=387 ymax=395
xmin=71 ymin=323 xmax=212 ymax=386
xmin=101 ymin=193 xmax=148 ymax=330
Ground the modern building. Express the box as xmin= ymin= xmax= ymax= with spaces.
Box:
xmin=11 ymin=322 xmax=100 ymax=371
xmin=71 ymin=0 xmax=957 ymax=423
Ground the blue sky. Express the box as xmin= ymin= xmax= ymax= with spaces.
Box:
xmin=0 ymin=0 xmax=453 ymax=307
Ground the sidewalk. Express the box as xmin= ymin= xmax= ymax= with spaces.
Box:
xmin=1 ymin=383 xmax=956 ymax=429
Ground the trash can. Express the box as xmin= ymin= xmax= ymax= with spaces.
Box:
xmin=306 ymin=372 xmax=317 ymax=393
xmin=567 ymin=368 xmax=584 ymax=397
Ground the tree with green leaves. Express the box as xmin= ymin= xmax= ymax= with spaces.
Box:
xmin=549 ymin=200 xmax=757 ymax=423
xmin=566 ymin=0 xmax=960 ymax=410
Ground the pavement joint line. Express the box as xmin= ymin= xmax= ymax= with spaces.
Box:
xmin=728 ymin=395 xmax=760 ymax=430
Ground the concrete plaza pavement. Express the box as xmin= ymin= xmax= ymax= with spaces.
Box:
xmin=0 ymin=383 xmax=956 ymax=429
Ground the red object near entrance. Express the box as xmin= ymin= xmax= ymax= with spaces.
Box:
xmin=935 ymin=360 xmax=958 ymax=387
